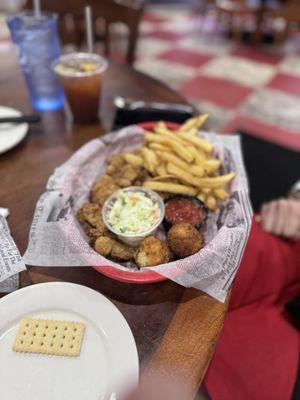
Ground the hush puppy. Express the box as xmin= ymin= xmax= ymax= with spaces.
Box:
xmin=135 ymin=236 xmax=169 ymax=268
xmin=167 ymin=223 xmax=203 ymax=258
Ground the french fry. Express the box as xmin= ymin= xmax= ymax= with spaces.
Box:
xmin=196 ymin=172 xmax=236 ymax=188
xmin=179 ymin=117 xmax=198 ymax=132
xmin=206 ymin=195 xmax=218 ymax=211
xmin=147 ymin=134 xmax=194 ymax=163
xmin=157 ymin=151 xmax=188 ymax=170
xmin=154 ymin=124 xmax=189 ymax=147
xmin=159 ymin=130 xmax=187 ymax=146
xmin=154 ymin=118 xmax=198 ymax=140
xmin=188 ymin=146 xmax=207 ymax=164
xmin=147 ymin=148 xmax=159 ymax=165
xmin=153 ymin=121 xmax=168 ymax=133
xmin=195 ymin=114 xmax=209 ymax=129
xmin=140 ymin=147 xmax=159 ymax=165
xmin=167 ymin=163 xmax=235 ymax=189
xmin=122 ymin=152 xmax=143 ymax=167
xmin=184 ymin=127 xmax=198 ymax=136
xmin=201 ymin=188 xmax=211 ymax=195
xmin=157 ymin=151 xmax=204 ymax=177
xmin=213 ymin=188 xmax=230 ymax=201
xmin=156 ymin=163 xmax=168 ymax=177
xmin=144 ymin=132 xmax=168 ymax=144
xmin=148 ymin=142 xmax=170 ymax=153
xmin=179 ymin=114 xmax=208 ymax=132
xmin=190 ymin=164 xmax=204 ymax=177
xmin=197 ymin=193 xmax=206 ymax=203
xmin=150 ymin=174 xmax=175 ymax=181
xmin=177 ymin=132 xmax=213 ymax=153
xmin=169 ymin=141 xmax=194 ymax=163
xmin=143 ymin=181 xmax=198 ymax=196
xmin=154 ymin=121 xmax=165 ymax=128
xmin=166 ymin=162 xmax=200 ymax=187
xmin=140 ymin=147 xmax=158 ymax=175
xmin=203 ymin=159 xmax=221 ymax=173
xmin=142 ymin=160 xmax=154 ymax=175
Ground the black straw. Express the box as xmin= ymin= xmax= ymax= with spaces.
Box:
xmin=0 ymin=115 xmax=41 ymax=124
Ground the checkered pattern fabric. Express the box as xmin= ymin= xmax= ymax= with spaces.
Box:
xmin=136 ymin=6 xmax=300 ymax=151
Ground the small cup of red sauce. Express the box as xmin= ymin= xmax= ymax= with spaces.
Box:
xmin=164 ymin=195 xmax=207 ymax=231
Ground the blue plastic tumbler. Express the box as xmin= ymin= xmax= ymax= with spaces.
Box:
xmin=7 ymin=12 xmax=64 ymax=112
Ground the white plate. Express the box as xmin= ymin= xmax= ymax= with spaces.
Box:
xmin=0 ymin=106 xmax=29 ymax=154
xmin=0 ymin=282 xmax=139 ymax=400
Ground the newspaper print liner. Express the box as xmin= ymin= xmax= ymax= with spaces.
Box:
xmin=0 ymin=216 xmax=26 ymax=292
xmin=23 ymin=125 xmax=252 ymax=302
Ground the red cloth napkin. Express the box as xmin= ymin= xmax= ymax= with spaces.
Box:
xmin=204 ymin=219 xmax=300 ymax=400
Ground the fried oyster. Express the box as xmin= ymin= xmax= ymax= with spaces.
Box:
xmin=77 ymin=202 xmax=106 ymax=242
xmin=91 ymin=175 xmax=119 ymax=206
xmin=77 ymin=202 xmax=105 ymax=230
xmin=91 ymin=154 xmax=144 ymax=206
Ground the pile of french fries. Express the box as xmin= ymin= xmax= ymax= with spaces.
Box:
xmin=122 ymin=115 xmax=235 ymax=211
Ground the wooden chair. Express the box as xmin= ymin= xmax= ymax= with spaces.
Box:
xmin=25 ymin=0 xmax=145 ymax=64
xmin=213 ymin=0 xmax=263 ymax=42
xmin=266 ymin=0 xmax=300 ymax=44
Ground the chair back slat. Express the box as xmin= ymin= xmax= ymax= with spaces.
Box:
xmin=24 ymin=0 xmax=145 ymax=64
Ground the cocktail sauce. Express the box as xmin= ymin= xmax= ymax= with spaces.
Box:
xmin=165 ymin=197 xmax=206 ymax=227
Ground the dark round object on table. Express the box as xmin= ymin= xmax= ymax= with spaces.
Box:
xmin=163 ymin=194 xmax=208 ymax=231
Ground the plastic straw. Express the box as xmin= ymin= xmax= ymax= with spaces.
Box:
xmin=85 ymin=6 xmax=94 ymax=54
xmin=33 ymin=0 xmax=41 ymax=19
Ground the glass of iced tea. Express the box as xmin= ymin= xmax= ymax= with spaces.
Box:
xmin=53 ymin=53 xmax=108 ymax=123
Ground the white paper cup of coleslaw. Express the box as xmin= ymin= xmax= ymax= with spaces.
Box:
xmin=102 ymin=186 xmax=165 ymax=247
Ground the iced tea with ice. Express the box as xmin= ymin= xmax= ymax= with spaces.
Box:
xmin=53 ymin=53 xmax=107 ymax=123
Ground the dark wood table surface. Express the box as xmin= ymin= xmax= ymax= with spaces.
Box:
xmin=0 ymin=46 xmax=229 ymax=396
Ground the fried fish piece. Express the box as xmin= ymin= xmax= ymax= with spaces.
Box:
xmin=135 ymin=236 xmax=170 ymax=268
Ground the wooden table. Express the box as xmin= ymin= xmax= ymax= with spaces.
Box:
xmin=0 ymin=46 xmax=229 ymax=396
